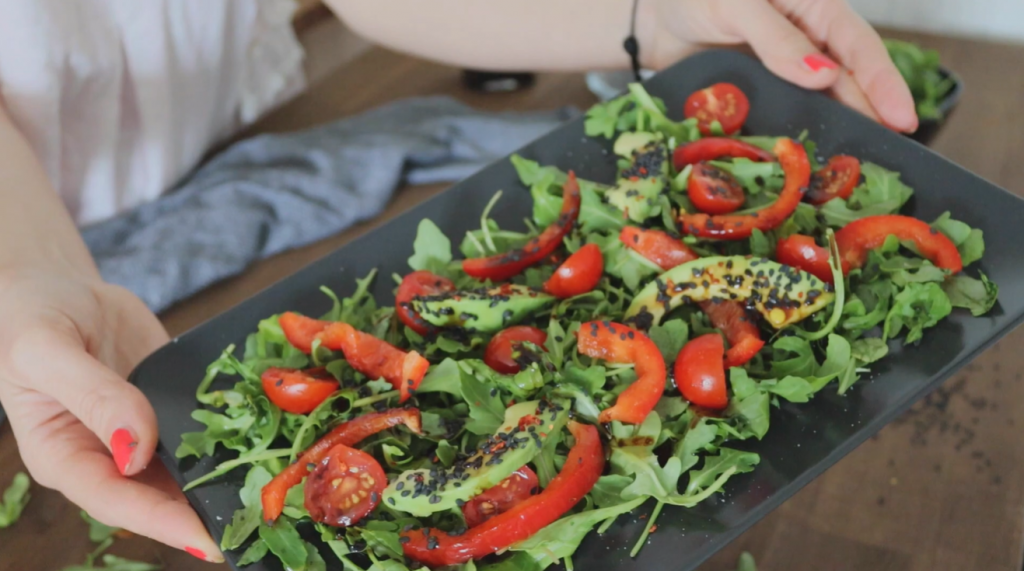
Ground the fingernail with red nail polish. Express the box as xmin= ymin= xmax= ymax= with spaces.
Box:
xmin=804 ymin=54 xmax=838 ymax=72
xmin=185 ymin=547 xmax=207 ymax=561
xmin=110 ymin=428 xmax=137 ymax=475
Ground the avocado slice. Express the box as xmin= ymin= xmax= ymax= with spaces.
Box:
xmin=382 ymin=398 xmax=569 ymax=517
xmin=624 ymin=256 xmax=834 ymax=329
xmin=411 ymin=285 xmax=554 ymax=333
xmin=607 ymin=138 xmax=668 ymax=223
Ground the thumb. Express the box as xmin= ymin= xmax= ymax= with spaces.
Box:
xmin=9 ymin=326 xmax=159 ymax=477
xmin=715 ymin=0 xmax=842 ymax=91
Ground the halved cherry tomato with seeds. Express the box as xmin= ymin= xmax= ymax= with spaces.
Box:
xmin=619 ymin=227 xmax=699 ymax=271
xmin=674 ymin=333 xmax=728 ymax=410
xmin=805 ymin=155 xmax=861 ymax=205
xmin=684 ymin=83 xmax=750 ymax=136
xmin=261 ymin=367 xmax=339 ymax=414
xmin=396 ymin=271 xmax=455 ymax=335
xmin=304 ymin=444 xmax=387 ymax=527
xmin=484 ymin=326 xmax=548 ymax=375
xmin=462 ymin=466 xmax=539 ymax=528
xmin=688 ymin=163 xmax=746 ymax=215
xmin=544 ymin=243 xmax=603 ymax=299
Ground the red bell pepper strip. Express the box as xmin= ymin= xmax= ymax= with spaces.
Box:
xmin=318 ymin=322 xmax=430 ymax=403
xmin=835 ymin=214 xmax=963 ymax=274
xmin=401 ymin=421 xmax=604 ymax=567
xmin=698 ymin=301 xmax=765 ymax=369
xmin=262 ymin=408 xmax=421 ymax=523
xmin=396 ymin=271 xmax=455 ymax=335
xmin=576 ymin=320 xmax=666 ymax=425
xmin=678 ymin=138 xmax=810 ymax=240
xmin=672 ymin=137 xmax=774 ymax=170
xmin=619 ymin=226 xmax=699 ymax=271
xmin=279 ymin=311 xmax=328 ymax=353
xmin=462 ymin=172 xmax=582 ymax=281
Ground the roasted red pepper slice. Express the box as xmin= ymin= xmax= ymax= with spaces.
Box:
xmin=262 ymin=408 xmax=421 ymax=523
xmin=674 ymin=334 xmax=728 ymax=410
xmin=619 ymin=226 xmax=699 ymax=271
xmin=279 ymin=311 xmax=328 ymax=353
xmin=576 ymin=321 xmax=666 ymax=424
xmin=688 ymin=163 xmax=746 ymax=215
xmin=261 ymin=366 xmax=340 ymax=414
xmin=318 ymin=323 xmax=430 ymax=402
xmin=776 ymin=234 xmax=844 ymax=283
xmin=678 ymin=138 xmax=810 ymax=240
xmin=543 ymin=243 xmax=603 ymax=298
xmin=396 ymin=271 xmax=456 ymax=335
xmin=698 ymin=301 xmax=764 ymax=368
xmin=835 ymin=214 xmax=963 ymax=274
xmin=805 ymin=155 xmax=861 ymax=205
xmin=461 ymin=466 xmax=539 ymax=528
xmin=463 ymin=172 xmax=582 ymax=281
xmin=672 ymin=137 xmax=774 ymax=170
xmin=401 ymin=422 xmax=603 ymax=567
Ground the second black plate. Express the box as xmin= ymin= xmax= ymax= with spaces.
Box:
xmin=132 ymin=49 xmax=1024 ymax=571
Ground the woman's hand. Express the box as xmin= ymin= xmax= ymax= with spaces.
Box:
xmin=643 ymin=0 xmax=918 ymax=132
xmin=0 ymin=267 xmax=222 ymax=563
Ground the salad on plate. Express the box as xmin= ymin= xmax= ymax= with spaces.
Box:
xmin=178 ymin=81 xmax=998 ymax=571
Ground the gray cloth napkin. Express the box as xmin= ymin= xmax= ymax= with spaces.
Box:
xmin=81 ymin=96 xmax=578 ymax=313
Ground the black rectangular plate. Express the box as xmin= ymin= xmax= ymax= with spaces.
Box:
xmin=131 ymin=49 xmax=1024 ymax=571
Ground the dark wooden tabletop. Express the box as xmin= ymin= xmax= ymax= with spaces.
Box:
xmin=2 ymin=29 xmax=1023 ymax=571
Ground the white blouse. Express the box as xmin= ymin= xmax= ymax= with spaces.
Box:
xmin=0 ymin=0 xmax=306 ymax=226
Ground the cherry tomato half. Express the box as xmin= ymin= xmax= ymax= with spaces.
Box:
xmin=484 ymin=326 xmax=549 ymax=375
xmin=462 ymin=466 xmax=539 ymax=528
xmin=775 ymin=234 xmax=835 ymax=283
xmin=674 ymin=333 xmax=728 ymax=410
xmin=261 ymin=367 xmax=340 ymax=414
xmin=396 ymin=271 xmax=456 ymax=335
xmin=304 ymin=444 xmax=387 ymax=527
xmin=805 ymin=155 xmax=861 ymax=205
xmin=688 ymin=163 xmax=746 ymax=215
xmin=683 ymin=83 xmax=750 ymax=136
xmin=543 ymin=243 xmax=603 ymax=299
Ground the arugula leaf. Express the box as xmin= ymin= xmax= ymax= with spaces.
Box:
xmin=648 ymin=319 xmax=689 ymax=362
xmin=590 ymin=231 xmax=661 ymax=291
xmin=0 ymin=472 xmax=30 ymax=528
xmin=259 ymin=518 xmax=309 ymax=571
xmin=626 ymin=84 xmax=701 ymax=142
xmin=820 ymin=163 xmax=914 ymax=226
xmin=931 ymin=212 xmax=985 ymax=266
xmin=724 ymin=381 xmax=770 ymax=439
xmin=460 ymin=370 xmax=506 ymax=435
xmin=418 ymin=358 xmax=463 ymax=395
xmin=842 ymin=280 xmax=893 ymax=336
xmin=749 ymin=229 xmax=772 ymax=258
xmin=683 ymin=448 xmax=760 ymax=496
xmin=509 ymin=497 xmax=646 ymax=565
xmin=761 ymin=375 xmax=818 ymax=403
xmin=222 ymin=466 xmax=273 ymax=551
xmin=238 ymin=540 xmax=270 ymax=566
xmin=589 ymin=475 xmax=635 ymax=508
xmin=579 ymin=187 xmax=626 ymax=234
xmin=943 ymin=272 xmax=998 ymax=316
xmin=769 ymin=336 xmax=817 ymax=378
xmin=884 ymin=282 xmax=952 ymax=343
xmin=584 ymin=95 xmax=632 ymax=139
xmin=408 ymin=219 xmax=452 ymax=274
xmin=674 ymin=418 xmax=718 ymax=472
xmin=709 ymin=159 xmax=784 ymax=195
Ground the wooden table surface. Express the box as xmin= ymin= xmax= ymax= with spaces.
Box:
xmin=2 ymin=30 xmax=1024 ymax=571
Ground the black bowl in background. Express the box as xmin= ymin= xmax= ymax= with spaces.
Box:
xmin=907 ymin=66 xmax=963 ymax=146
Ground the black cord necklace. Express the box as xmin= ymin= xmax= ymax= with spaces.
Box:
xmin=623 ymin=0 xmax=642 ymax=82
